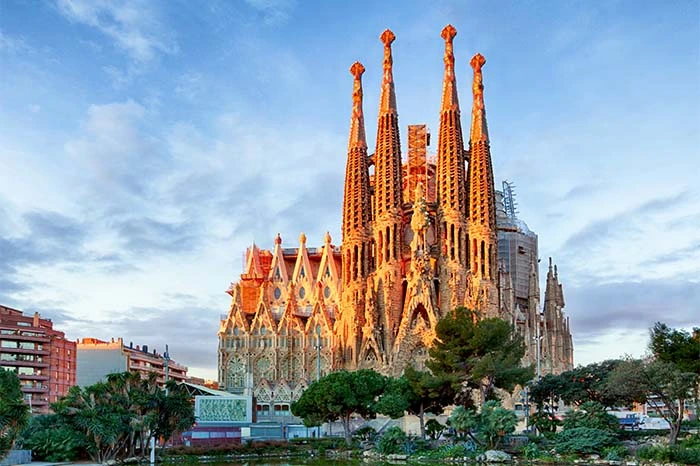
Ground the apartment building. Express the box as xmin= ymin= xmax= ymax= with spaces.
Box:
xmin=0 ymin=305 xmax=76 ymax=413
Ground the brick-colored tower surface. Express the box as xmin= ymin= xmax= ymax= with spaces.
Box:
xmin=436 ymin=25 xmax=469 ymax=316
xmin=466 ymin=53 xmax=499 ymax=317
xmin=370 ymin=29 xmax=404 ymax=360
xmin=339 ymin=62 xmax=372 ymax=367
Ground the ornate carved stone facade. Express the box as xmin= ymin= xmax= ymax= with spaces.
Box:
xmin=218 ymin=26 xmax=574 ymax=412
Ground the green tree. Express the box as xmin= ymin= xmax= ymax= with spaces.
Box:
xmin=380 ymin=367 xmax=454 ymax=440
xmin=650 ymin=323 xmax=700 ymax=375
xmin=291 ymin=369 xmax=390 ymax=445
xmin=448 ymin=400 xmax=517 ymax=449
xmin=425 ymin=418 xmax=446 ymax=442
xmin=53 ymin=371 xmax=194 ymax=462
xmin=17 ymin=414 xmax=87 ymax=462
xmin=530 ymin=360 xmax=626 ymax=408
xmin=0 ymin=368 xmax=29 ymax=460
xmin=607 ymin=359 xmax=695 ymax=444
xmin=562 ymin=401 xmax=619 ymax=432
xmin=428 ymin=307 xmax=533 ymax=404
xmin=650 ymin=322 xmax=700 ymax=404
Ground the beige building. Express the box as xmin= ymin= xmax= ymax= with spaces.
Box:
xmin=77 ymin=337 xmax=187 ymax=388
xmin=218 ymin=25 xmax=574 ymax=416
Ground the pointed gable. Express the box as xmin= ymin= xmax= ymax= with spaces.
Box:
xmin=292 ymin=232 xmax=315 ymax=312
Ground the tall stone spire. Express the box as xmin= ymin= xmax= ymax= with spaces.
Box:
xmin=340 ymin=61 xmax=372 ymax=367
xmin=436 ymin=24 xmax=468 ymax=316
xmin=371 ymin=29 xmax=404 ymax=360
xmin=466 ymin=53 xmax=499 ymax=317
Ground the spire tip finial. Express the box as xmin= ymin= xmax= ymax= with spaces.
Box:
xmin=441 ymin=24 xmax=457 ymax=42
xmin=380 ymin=29 xmax=395 ymax=47
xmin=470 ymin=53 xmax=486 ymax=72
xmin=350 ymin=61 xmax=365 ymax=79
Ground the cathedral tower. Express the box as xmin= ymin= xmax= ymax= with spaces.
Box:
xmin=435 ymin=24 xmax=468 ymax=316
xmin=340 ymin=62 xmax=372 ymax=366
xmin=371 ymin=30 xmax=404 ymax=357
xmin=466 ymin=53 xmax=499 ymax=317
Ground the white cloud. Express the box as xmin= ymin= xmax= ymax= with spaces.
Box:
xmin=243 ymin=0 xmax=295 ymax=26
xmin=55 ymin=0 xmax=177 ymax=62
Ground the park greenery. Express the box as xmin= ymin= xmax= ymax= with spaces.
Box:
xmin=0 ymin=368 xmax=29 ymax=460
xmin=17 ymin=371 xmax=194 ymax=462
xmin=292 ymin=307 xmax=532 ymax=445
xmin=3 ymin=314 xmax=699 ymax=464
xmin=529 ymin=323 xmax=699 ymax=445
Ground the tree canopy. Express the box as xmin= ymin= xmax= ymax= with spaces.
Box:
xmin=650 ymin=322 xmax=700 ymax=375
xmin=428 ymin=307 xmax=533 ymax=404
xmin=52 ymin=372 xmax=194 ymax=462
xmin=0 ymin=368 xmax=29 ymax=460
xmin=291 ymin=369 xmax=395 ymax=445
xmin=378 ymin=366 xmax=455 ymax=439
xmin=608 ymin=359 xmax=695 ymax=444
xmin=530 ymin=360 xmax=625 ymax=408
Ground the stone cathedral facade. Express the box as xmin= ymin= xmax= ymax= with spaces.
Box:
xmin=218 ymin=26 xmax=573 ymax=415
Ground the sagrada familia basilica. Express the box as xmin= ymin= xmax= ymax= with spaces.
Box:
xmin=218 ymin=26 xmax=574 ymax=413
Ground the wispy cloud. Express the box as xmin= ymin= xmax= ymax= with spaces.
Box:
xmin=566 ymin=278 xmax=699 ymax=351
xmin=243 ymin=0 xmax=295 ymax=26
xmin=55 ymin=0 xmax=177 ymax=63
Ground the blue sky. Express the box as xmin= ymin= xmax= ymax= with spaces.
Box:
xmin=1 ymin=0 xmax=698 ymax=380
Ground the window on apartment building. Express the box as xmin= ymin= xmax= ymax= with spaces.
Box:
xmin=18 ymin=367 xmax=35 ymax=375
xmin=1 ymin=340 xmax=16 ymax=348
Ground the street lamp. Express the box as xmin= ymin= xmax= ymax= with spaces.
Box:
xmin=534 ymin=312 xmax=543 ymax=381
xmin=164 ymin=344 xmax=170 ymax=395
xmin=315 ymin=326 xmax=322 ymax=381
xmin=314 ymin=324 xmax=322 ymax=438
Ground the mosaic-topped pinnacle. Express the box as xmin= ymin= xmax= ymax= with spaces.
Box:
xmin=275 ymin=232 xmax=282 ymax=245
xmin=350 ymin=61 xmax=365 ymax=80
xmin=299 ymin=232 xmax=307 ymax=245
xmin=441 ymin=24 xmax=457 ymax=43
xmin=378 ymin=29 xmax=397 ymax=113
xmin=380 ymin=29 xmax=395 ymax=47
xmin=470 ymin=53 xmax=486 ymax=73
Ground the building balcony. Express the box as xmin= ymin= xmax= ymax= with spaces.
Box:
xmin=0 ymin=359 xmax=49 ymax=368
xmin=18 ymin=374 xmax=49 ymax=381
xmin=22 ymin=385 xmax=48 ymax=393
xmin=0 ymin=347 xmax=50 ymax=356
xmin=0 ymin=333 xmax=50 ymax=343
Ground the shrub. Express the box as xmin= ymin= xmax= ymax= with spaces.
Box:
xmin=449 ymin=400 xmax=517 ymax=449
xmin=522 ymin=442 xmax=541 ymax=459
xmin=603 ymin=445 xmax=628 ymax=461
xmin=636 ymin=444 xmax=700 ymax=465
xmin=377 ymin=426 xmax=407 ymax=455
xmin=17 ymin=414 xmax=86 ymax=462
xmin=353 ymin=425 xmax=377 ymax=443
xmin=554 ymin=427 xmax=619 ymax=455
xmin=562 ymin=401 xmax=620 ymax=432
xmin=425 ymin=419 xmax=446 ymax=441
xmin=531 ymin=410 xmax=560 ymax=437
